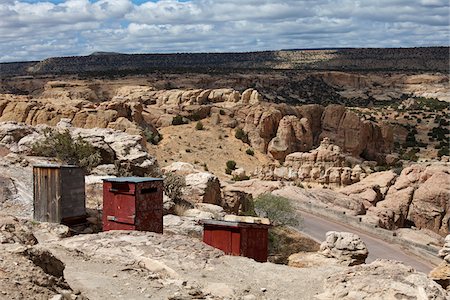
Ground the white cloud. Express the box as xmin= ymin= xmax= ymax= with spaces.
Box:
xmin=0 ymin=0 xmax=448 ymax=62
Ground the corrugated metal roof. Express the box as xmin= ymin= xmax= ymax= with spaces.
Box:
xmin=102 ymin=177 xmax=163 ymax=183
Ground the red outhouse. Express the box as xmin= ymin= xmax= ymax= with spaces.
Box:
xmin=201 ymin=216 xmax=271 ymax=262
xmin=102 ymin=177 xmax=163 ymax=233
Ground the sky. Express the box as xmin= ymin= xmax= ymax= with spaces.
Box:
xmin=0 ymin=0 xmax=448 ymax=62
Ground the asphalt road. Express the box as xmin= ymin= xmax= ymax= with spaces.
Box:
xmin=298 ymin=210 xmax=435 ymax=273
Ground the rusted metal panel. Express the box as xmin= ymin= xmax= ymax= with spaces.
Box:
xmin=240 ymin=227 xmax=269 ymax=263
xmin=33 ymin=165 xmax=85 ymax=224
xmin=202 ymin=220 xmax=270 ymax=262
xmin=102 ymin=177 xmax=163 ymax=233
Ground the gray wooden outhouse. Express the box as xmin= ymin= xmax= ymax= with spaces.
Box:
xmin=33 ymin=165 xmax=86 ymax=224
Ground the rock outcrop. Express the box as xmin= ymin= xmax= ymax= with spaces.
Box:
xmin=256 ymin=138 xmax=371 ymax=186
xmin=0 ymin=121 xmax=158 ymax=176
xmin=317 ymin=259 xmax=448 ymax=299
xmin=267 ymin=115 xmax=313 ymax=161
xmin=320 ymin=104 xmax=392 ymax=161
xmin=273 ymin=186 xmax=366 ymax=216
xmin=162 ymin=162 xmax=222 ymax=205
xmin=362 ymin=163 xmax=450 ymax=235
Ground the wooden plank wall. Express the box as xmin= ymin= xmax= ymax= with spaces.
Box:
xmin=33 ymin=167 xmax=61 ymax=222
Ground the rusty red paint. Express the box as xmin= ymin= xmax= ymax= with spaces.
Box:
xmin=202 ymin=221 xmax=270 ymax=262
xmin=102 ymin=178 xmax=163 ymax=233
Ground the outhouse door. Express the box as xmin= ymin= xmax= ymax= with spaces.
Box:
xmin=105 ymin=182 xmax=136 ymax=229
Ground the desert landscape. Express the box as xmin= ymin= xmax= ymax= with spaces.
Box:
xmin=0 ymin=46 xmax=448 ymax=299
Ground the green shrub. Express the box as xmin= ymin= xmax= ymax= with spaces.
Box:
xmin=219 ymin=109 xmax=226 ymax=115
xmin=172 ymin=115 xmax=188 ymax=125
xmin=254 ymin=193 xmax=301 ymax=227
xmin=235 ymin=128 xmax=249 ymax=143
xmin=225 ymin=160 xmax=237 ymax=175
xmin=195 ymin=121 xmax=204 ymax=130
xmin=226 ymin=160 xmax=236 ymax=170
xmin=400 ymin=148 xmax=419 ymax=161
xmin=232 ymin=175 xmax=250 ymax=181
xmin=245 ymin=148 xmax=254 ymax=156
xmin=143 ymin=128 xmax=162 ymax=145
xmin=32 ymin=130 xmax=101 ymax=172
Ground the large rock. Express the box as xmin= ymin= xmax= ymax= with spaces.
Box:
xmin=340 ymin=170 xmax=397 ymax=207
xmin=319 ymin=104 xmax=392 ymax=161
xmin=317 ymin=259 xmax=449 ymax=299
xmin=267 ymin=115 xmax=313 ymax=161
xmin=439 ymin=235 xmax=450 ymax=263
xmin=242 ymin=105 xmax=283 ymax=152
xmin=355 ymin=163 xmax=450 ymax=235
xmin=318 ymin=231 xmax=368 ymax=266
xmin=0 ymin=122 xmax=158 ymax=176
xmin=184 ymin=172 xmax=222 ymax=205
xmin=430 ymin=235 xmax=450 ymax=292
xmin=221 ymin=188 xmax=254 ymax=214
xmin=409 ymin=171 xmax=450 ymax=236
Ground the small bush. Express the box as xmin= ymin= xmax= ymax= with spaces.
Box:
xmin=172 ymin=115 xmax=188 ymax=125
xmin=32 ymin=130 xmax=101 ymax=172
xmin=195 ymin=121 xmax=204 ymax=130
xmin=219 ymin=109 xmax=226 ymax=115
xmin=226 ymin=160 xmax=237 ymax=171
xmin=232 ymin=175 xmax=250 ymax=181
xmin=246 ymin=148 xmax=254 ymax=156
xmin=235 ymin=128 xmax=249 ymax=143
xmin=254 ymin=193 xmax=301 ymax=227
xmin=143 ymin=128 xmax=162 ymax=145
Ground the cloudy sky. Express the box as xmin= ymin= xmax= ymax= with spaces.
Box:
xmin=0 ymin=0 xmax=448 ymax=62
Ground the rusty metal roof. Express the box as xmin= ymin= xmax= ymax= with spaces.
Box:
xmin=33 ymin=164 xmax=79 ymax=169
xmin=102 ymin=177 xmax=163 ymax=183
xmin=200 ymin=219 xmax=271 ymax=229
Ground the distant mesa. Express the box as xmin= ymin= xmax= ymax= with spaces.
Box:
xmin=88 ymin=51 xmax=123 ymax=56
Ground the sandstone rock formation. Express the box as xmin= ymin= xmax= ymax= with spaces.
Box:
xmin=267 ymin=115 xmax=313 ymax=161
xmin=0 ymin=121 xmax=158 ymax=176
xmin=319 ymin=104 xmax=393 ymax=161
xmin=256 ymin=138 xmax=371 ymax=186
xmin=241 ymin=105 xmax=283 ymax=152
xmin=430 ymin=235 xmax=450 ymax=292
xmin=0 ymin=214 xmax=84 ymax=299
xmin=362 ymin=163 xmax=450 ymax=235
xmin=318 ymin=231 xmax=368 ymax=266
xmin=340 ymin=170 xmax=398 ymax=208
xmin=316 ymin=259 xmax=448 ymax=299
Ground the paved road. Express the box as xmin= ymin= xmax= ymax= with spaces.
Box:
xmin=298 ymin=210 xmax=435 ymax=273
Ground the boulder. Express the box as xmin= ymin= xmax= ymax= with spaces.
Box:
xmin=317 ymin=259 xmax=448 ymax=299
xmin=439 ymin=235 xmax=450 ymax=263
xmin=231 ymin=168 xmax=247 ymax=180
xmin=221 ymin=188 xmax=254 ymax=214
xmin=408 ymin=171 xmax=450 ymax=236
xmin=339 ymin=170 xmax=397 ymax=207
xmin=161 ymin=162 xmax=200 ymax=176
xmin=184 ymin=172 xmax=221 ymax=205
xmin=162 ymin=215 xmax=202 ymax=238
xmin=318 ymin=231 xmax=368 ymax=266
